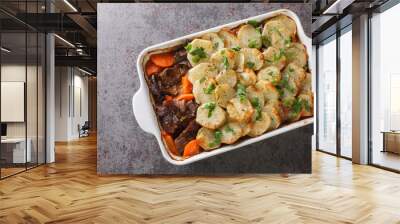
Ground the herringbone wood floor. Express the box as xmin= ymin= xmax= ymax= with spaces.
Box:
xmin=0 ymin=134 xmax=400 ymax=224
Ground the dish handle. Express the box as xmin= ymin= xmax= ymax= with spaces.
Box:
xmin=132 ymin=86 xmax=158 ymax=135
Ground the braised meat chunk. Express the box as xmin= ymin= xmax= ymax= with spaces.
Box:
xmin=174 ymin=120 xmax=201 ymax=154
xmin=156 ymin=99 xmax=198 ymax=136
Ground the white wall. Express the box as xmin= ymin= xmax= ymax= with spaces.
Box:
xmin=54 ymin=67 xmax=89 ymax=141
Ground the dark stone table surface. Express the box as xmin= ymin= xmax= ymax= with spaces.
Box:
xmin=97 ymin=3 xmax=312 ymax=174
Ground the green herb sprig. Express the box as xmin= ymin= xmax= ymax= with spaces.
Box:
xmin=204 ymin=102 xmax=216 ymax=118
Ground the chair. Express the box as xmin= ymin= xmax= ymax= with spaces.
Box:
xmin=79 ymin=121 xmax=90 ymax=138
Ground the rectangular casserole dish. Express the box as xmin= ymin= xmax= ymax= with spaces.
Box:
xmin=133 ymin=9 xmax=314 ymax=165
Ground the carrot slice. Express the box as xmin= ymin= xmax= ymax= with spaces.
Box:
xmin=145 ymin=61 xmax=162 ymax=76
xmin=150 ymin=52 xmax=175 ymax=67
xmin=176 ymin=94 xmax=194 ymax=101
xmin=162 ymin=132 xmax=179 ymax=156
xmin=183 ymin=140 xmax=200 ymax=157
xmin=181 ymin=74 xmax=193 ymax=94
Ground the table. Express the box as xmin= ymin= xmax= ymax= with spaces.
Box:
xmin=97 ymin=3 xmax=313 ymax=175
xmin=1 ymin=138 xmax=31 ymax=163
xmin=381 ymin=131 xmax=400 ymax=154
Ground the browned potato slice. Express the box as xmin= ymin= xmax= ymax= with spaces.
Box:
xmin=237 ymin=24 xmax=262 ymax=49
xmin=262 ymin=46 xmax=287 ymax=70
xmin=215 ymin=84 xmax=236 ymax=108
xmin=202 ymin=33 xmax=224 ymax=51
xmin=216 ymin=69 xmax=237 ymax=87
xmin=193 ymin=78 xmax=217 ymax=104
xmin=196 ymin=127 xmax=221 ymax=150
xmin=187 ymin=39 xmax=214 ymax=66
xmin=238 ymin=122 xmax=252 ymax=136
xmin=188 ymin=63 xmax=218 ymax=84
xmin=211 ymin=48 xmax=237 ymax=71
xmin=241 ymin=48 xmax=264 ymax=71
xmin=301 ymin=72 xmax=312 ymax=94
xmin=255 ymin=80 xmax=280 ymax=103
xmin=257 ymin=66 xmax=281 ymax=84
xmin=246 ymin=85 xmax=265 ymax=108
xmin=235 ymin=51 xmax=245 ymax=72
xmin=282 ymin=62 xmax=306 ymax=92
xmin=196 ymin=102 xmax=226 ymax=129
xmin=219 ymin=122 xmax=242 ymax=144
xmin=248 ymin=112 xmax=271 ymax=137
xmin=226 ymin=97 xmax=254 ymax=122
xmin=238 ymin=68 xmax=257 ymax=86
xmin=263 ymin=103 xmax=282 ymax=130
xmin=298 ymin=92 xmax=314 ymax=117
xmin=285 ymin=43 xmax=308 ymax=68
xmin=218 ymin=29 xmax=240 ymax=48
xmin=262 ymin=15 xmax=296 ymax=49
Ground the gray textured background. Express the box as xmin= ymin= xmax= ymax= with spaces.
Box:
xmin=97 ymin=3 xmax=313 ymax=174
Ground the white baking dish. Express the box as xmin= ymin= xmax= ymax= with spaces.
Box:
xmin=132 ymin=9 xmax=314 ymax=165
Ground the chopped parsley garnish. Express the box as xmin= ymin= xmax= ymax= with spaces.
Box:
xmin=262 ymin=36 xmax=271 ymax=47
xmin=250 ymin=97 xmax=262 ymax=121
xmin=248 ymin=39 xmax=259 ymax=48
xmin=280 ymin=78 xmax=295 ymax=93
xmin=303 ymin=100 xmax=311 ymax=112
xmin=236 ymin=83 xmax=247 ymax=102
xmin=247 ymin=20 xmax=260 ymax=28
xmin=246 ymin=61 xmax=255 ymax=69
xmin=184 ymin=43 xmax=192 ymax=52
xmin=225 ymin=126 xmax=235 ymax=133
xmin=222 ymin=55 xmax=229 ymax=69
xmin=188 ymin=47 xmax=207 ymax=63
xmin=209 ymin=130 xmax=223 ymax=147
xmin=231 ymin=46 xmax=241 ymax=52
xmin=199 ymin=77 xmax=206 ymax=83
xmin=256 ymin=27 xmax=262 ymax=34
xmin=204 ymin=102 xmax=216 ymax=118
xmin=284 ymin=37 xmax=292 ymax=47
xmin=292 ymin=99 xmax=303 ymax=114
xmin=203 ymin=83 xmax=216 ymax=94
xmin=283 ymin=98 xmax=294 ymax=108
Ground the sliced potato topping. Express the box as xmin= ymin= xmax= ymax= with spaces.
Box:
xmin=218 ymin=29 xmax=240 ymax=48
xmin=219 ymin=122 xmax=243 ymax=144
xmin=187 ymin=39 xmax=214 ymax=66
xmin=298 ymin=92 xmax=313 ymax=117
xmin=193 ymin=78 xmax=217 ymax=104
xmin=262 ymin=46 xmax=286 ymax=70
xmin=215 ymin=84 xmax=236 ymax=108
xmin=282 ymin=62 xmax=306 ymax=93
xmin=262 ymin=15 xmax=296 ymax=49
xmin=301 ymin=72 xmax=312 ymax=94
xmin=164 ymin=13 xmax=314 ymax=155
xmin=235 ymin=51 xmax=245 ymax=72
xmin=202 ymin=33 xmax=224 ymax=51
xmin=196 ymin=102 xmax=226 ymax=129
xmin=226 ymin=97 xmax=254 ymax=123
xmin=246 ymin=85 xmax=265 ymax=108
xmin=257 ymin=66 xmax=281 ymax=84
xmin=237 ymin=24 xmax=262 ymax=49
xmin=188 ymin=63 xmax=218 ymax=84
xmin=196 ymin=127 xmax=221 ymax=150
xmin=238 ymin=68 xmax=257 ymax=86
xmin=241 ymin=48 xmax=264 ymax=71
xmin=263 ymin=103 xmax=282 ymax=130
xmin=248 ymin=112 xmax=271 ymax=137
xmin=216 ymin=69 xmax=237 ymax=87
xmin=211 ymin=48 xmax=237 ymax=71
xmin=285 ymin=43 xmax=307 ymax=68
xmin=255 ymin=80 xmax=280 ymax=103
